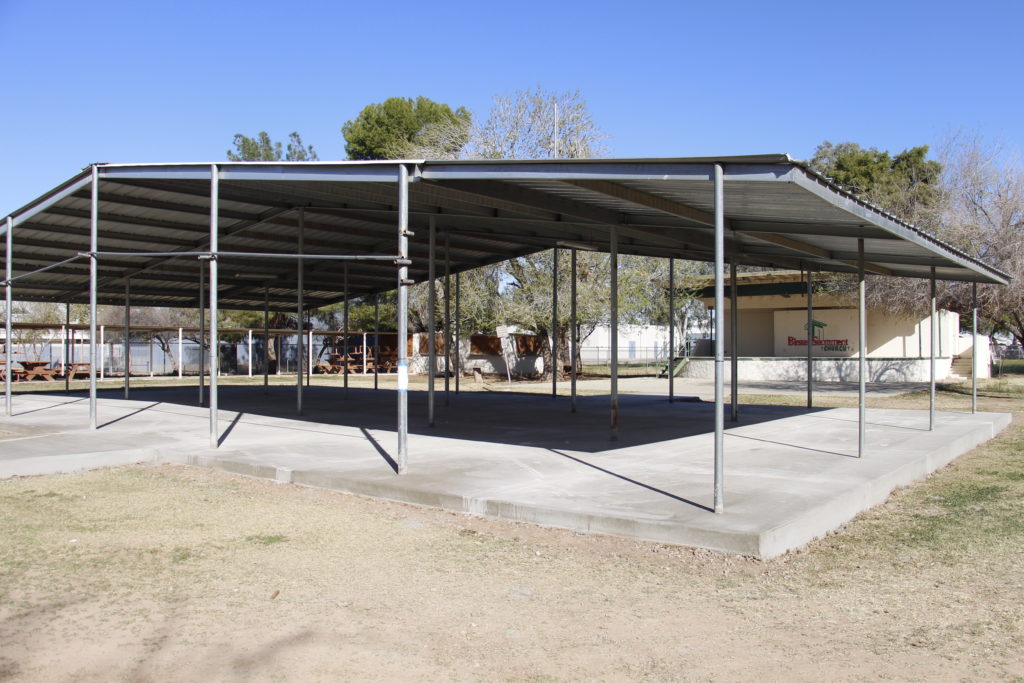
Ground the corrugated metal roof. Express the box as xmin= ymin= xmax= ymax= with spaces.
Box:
xmin=0 ymin=158 xmax=1008 ymax=311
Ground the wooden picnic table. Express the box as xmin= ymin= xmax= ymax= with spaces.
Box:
xmin=20 ymin=360 xmax=58 ymax=381
xmin=0 ymin=360 xmax=23 ymax=382
xmin=65 ymin=362 xmax=91 ymax=380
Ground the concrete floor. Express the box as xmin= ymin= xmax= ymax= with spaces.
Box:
xmin=0 ymin=382 xmax=1010 ymax=558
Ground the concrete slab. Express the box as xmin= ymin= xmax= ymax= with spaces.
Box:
xmin=0 ymin=386 xmax=1009 ymax=558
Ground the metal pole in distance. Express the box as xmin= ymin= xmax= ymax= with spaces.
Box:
xmin=806 ymin=265 xmax=813 ymax=409
xmin=64 ymin=304 xmax=70 ymax=394
xmin=4 ymin=216 xmax=12 ymax=417
xmin=713 ymin=163 xmax=725 ymax=514
xmin=209 ymin=165 xmax=219 ymax=448
xmin=610 ymin=226 xmax=619 ymax=441
xmin=177 ymin=327 xmax=182 ymax=379
xmin=247 ymin=330 xmax=253 ymax=377
xmin=307 ymin=325 xmax=313 ymax=387
xmin=455 ymin=271 xmax=461 ymax=394
xmin=427 ymin=216 xmax=436 ymax=427
xmin=123 ymin=283 xmax=131 ymax=399
xmin=552 ymin=247 xmax=559 ymax=398
xmin=972 ymin=282 xmax=978 ymax=414
xmin=343 ymin=264 xmax=349 ymax=395
xmin=730 ymin=257 xmax=738 ymax=422
xmin=263 ymin=287 xmax=269 ymax=394
xmin=570 ymin=248 xmax=578 ymax=413
xmin=858 ymin=238 xmax=866 ymax=457
xmin=199 ymin=265 xmax=205 ymax=405
xmin=668 ymin=257 xmax=675 ymax=404
xmin=930 ymin=266 xmax=936 ymax=431
xmin=396 ymin=164 xmax=410 ymax=474
xmin=443 ymin=232 xmax=451 ymax=405
xmin=373 ymin=294 xmax=380 ymax=391
xmin=100 ymin=326 xmax=106 ymax=380
xmin=296 ymin=208 xmax=304 ymax=416
xmin=88 ymin=165 xmax=98 ymax=429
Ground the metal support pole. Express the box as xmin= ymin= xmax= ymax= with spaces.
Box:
xmin=373 ymin=294 xmax=380 ymax=390
xmin=806 ymin=266 xmax=813 ymax=409
xmin=307 ymin=326 xmax=312 ymax=387
xmin=89 ymin=165 xmax=98 ymax=428
xmin=263 ymin=287 xmax=269 ymax=393
xmin=668 ymin=257 xmax=675 ymax=403
xmin=209 ymin=165 xmax=219 ymax=448
xmin=297 ymin=208 xmax=304 ymax=416
xmin=199 ymin=265 xmax=205 ymax=405
xmin=972 ymin=282 xmax=978 ymax=414
xmin=610 ymin=226 xmax=619 ymax=441
xmin=396 ymin=165 xmax=410 ymax=473
xmin=100 ymin=326 xmax=105 ymax=380
xmin=444 ymin=232 xmax=451 ymax=405
xmin=247 ymin=330 xmax=253 ymax=377
xmin=4 ymin=216 xmax=12 ymax=417
xmin=713 ymin=163 xmax=725 ymax=513
xmin=428 ymin=216 xmax=436 ymax=426
xmin=858 ymin=239 xmax=866 ymax=456
xmin=930 ymin=267 xmax=936 ymax=431
xmin=730 ymin=257 xmax=738 ymax=422
xmin=123 ymin=281 xmax=131 ymax=398
xmin=570 ymin=248 xmax=578 ymax=413
xmin=455 ymin=271 xmax=461 ymax=394
xmin=64 ymin=304 xmax=70 ymax=393
xmin=552 ymin=247 xmax=559 ymax=398
xmin=343 ymin=264 xmax=349 ymax=395
xmin=177 ymin=327 xmax=182 ymax=378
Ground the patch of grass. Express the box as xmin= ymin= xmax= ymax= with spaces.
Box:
xmin=244 ymin=534 xmax=288 ymax=545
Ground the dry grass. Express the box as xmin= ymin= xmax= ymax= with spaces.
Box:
xmin=1 ymin=380 xmax=1022 ymax=680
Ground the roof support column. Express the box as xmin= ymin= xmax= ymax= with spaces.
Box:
xmin=177 ymin=328 xmax=182 ymax=379
xmin=396 ymin=164 xmax=410 ymax=474
xmin=570 ymin=248 xmax=578 ymax=413
xmin=343 ymin=263 xmax=349 ymax=396
xmin=4 ymin=216 xmax=12 ymax=417
xmin=609 ymin=225 xmax=619 ymax=441
xmin=209 ymin=165 xmax=219 ymax=448
xmin=444 ymin=233 xmax=451 ymax=405
xmin=64 ymin=305 xmax=70 ymax=394
xmin=198 ymin=265 xmax=204 ymax=405
xmin=668 ymin=257 xmax=675 ymax=403
xmin=296 ymin=208 xmax=304 ymax=416
xmin=552 ymin=248 xmax=559 ymax=398
xmin=930 ymin=267 xmax=936 ymax=431
xmin=428 ymin=216 xmax=436 ymax=427
xmin=730 ymin=257 xmax=738 ymax=422
xmin=247 ymin=330 xmax=253 ymax=377
xmin=88 ymin=165 xmax=98 ymax=429
xmin=713 ymin=163 xmax=725 ymax=514
xmin=972 ymin=282 xmax=978 ymax=414
xmin=373 ymin=294 xmax=379 ymax=390
xmin=123 ymin=282 xmax=131 ymax=399
xmin=455 ymin=271 xmax=461 ymax=394
xmin=263 ymin=286 xmax=269 ymax=394
xmin=858 ymin=238 xmax=866 ymax=457
xmin=806 ymin=265 xmax=813 ymax=409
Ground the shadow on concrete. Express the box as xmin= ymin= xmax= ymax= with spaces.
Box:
xmin=34 ymin=384 xmax=833 ymax=454
xmin=99 ymin=401 xmax=160 ymax=429
xmin=360 ymin=427 xmax=399 ymax=473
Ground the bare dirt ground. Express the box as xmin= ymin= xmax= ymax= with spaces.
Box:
xmin=1 ymin=380 xmax=1022 ymax=681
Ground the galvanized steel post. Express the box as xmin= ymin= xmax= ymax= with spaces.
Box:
xmin=373 ymin=294 xmax=380 ymax=391
xmin=552 ymin=247 xmax=559 ymax=398
xmin=123 ymin=282 xmax=131 ymax=399
xmin=806 ymin=266 xmax=813 ymax=409
xmin=209 ymin=165 xmax=219 ymax=448
xmin=930 ymin=267 xmax=936 ymax=431
xmin=177 ymin=327 xmax=182 ymax=378
xmin=610 ymin=226 xmax=619 ymax=441
xmin=428 ymin=216 xmax=436 ymax=426
xmin=444 ymin=232 xmax=451 ymax=405
xmin=89 ymin=165 xmax=98 ymax=429
xmin=455 ymin=271 xmax=461 ymax=394
xmin=64 ymin=304 xmax=70 ymax=393
xmin=570 ymin=248 xmax=578 ymax=413
xmin=4 ymin=216 xmax=12 ymax=417
xmin=343 ymin=263 xmax=349 ymax=395
xmin=263 ymin=287 xmax=269 ymax=393
xmin=198 ymin=265 xmax=205 ymax=405
xmin=668 ymin=257 xmax=675 ymax=403
xmin=296 ymin=208 xmax=304 ymax=416
xmin=247 ymin=330 xmax=253 ymax=377
xmin=730 ymin=258 xmax=738 ymax=422
xmin=972 ymin=282 xmax=978 ymax=414
xmin=858 ymin=239 xmax=866 ymax=457
xmin=713 ymin=163 xmax=725 ymax=514
xmin=396 ymin=164 xmax=410 ymax=473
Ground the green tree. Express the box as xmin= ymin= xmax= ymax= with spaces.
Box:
xmin=227 ymin=131 xmax=318 ymax=161
xmin=809 ymin=141 xmax=941 ymax=225
xmin=341 ymin=97 xmax=471 ymax=160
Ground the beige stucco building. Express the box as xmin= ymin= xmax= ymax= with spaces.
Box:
xmin=686 ymin=271 xmax=989 ymax=382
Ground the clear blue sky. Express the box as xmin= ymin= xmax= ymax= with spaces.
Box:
xmin=1 ymin=0 xmax=1021 ymax=214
